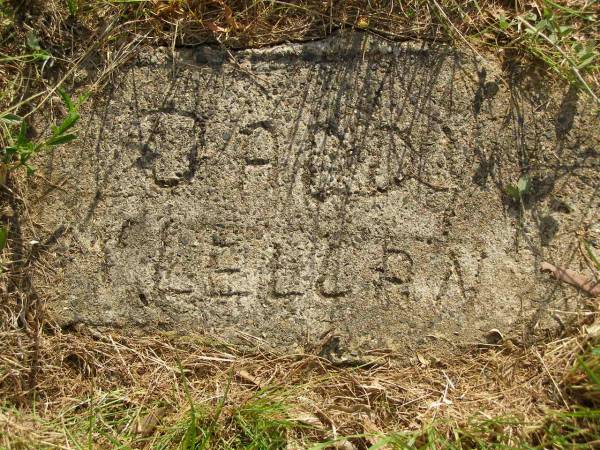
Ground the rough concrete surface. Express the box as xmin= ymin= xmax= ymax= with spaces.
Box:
xmin=28 ymin=32 xmax=599 ymax=360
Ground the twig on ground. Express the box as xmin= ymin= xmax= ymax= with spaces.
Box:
xmin=541 ymin=261 xmax=600 ymax=297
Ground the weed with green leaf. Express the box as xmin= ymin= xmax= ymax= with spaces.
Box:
xmin=505 ymin=174 xmax=531 ymax=204
xmin=0 ymin=89 xmax=86 ymax=185
xmin=495 ymin=0 xmax=599 ymax=104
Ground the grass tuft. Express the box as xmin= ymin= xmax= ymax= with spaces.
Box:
xmin=1 ymin=326 xmax=600 ymax=448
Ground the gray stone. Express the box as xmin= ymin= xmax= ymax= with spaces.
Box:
xmin=30 ymin=32 xmax=600 ymax=359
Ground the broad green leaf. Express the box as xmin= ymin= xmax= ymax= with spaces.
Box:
xmin=505 ymin=185 xmax=520 ymax=201
xmin=576 ymin=46 xmax=595 ymax=59
xmin=16 ymin=121 xmax=27 ymax=146
xmin=52 ymin=111 xmax=80 ymax=136
xmin=0 ymin=114 xmax=21 ymax=124
xmin=18 ymin=142 xmax=36 ymax=164
xmin=558 ymin=25 xmax=572 ymax=36
xmin=0 ymin=226 xmax=8 ymax=251
xmin=535 ymin=19 xmax=549 ymax=32
xmin=498 ymin=15 xmax=510 ymax=30
xmin=58 ymin=88 xmax=75 ymax=111
xmin=26 ymin=32 xmax=41 ymax=51
xmin=577 ymin=55 xmax=596 ymax=70
xmin=2 ymin=146 xmax=17 ymax=163
xmin=32 ymin=50 xmax=51 ymax=62
xmin=542 ymin=7 xmax=552 ymax=19
xmin=517 ymin=175 xmax=531 ymax=194
xmin=46 ymin=133 xmax=77 ymax=146
xmin=75 ymin=91 xmax=91 ymax=108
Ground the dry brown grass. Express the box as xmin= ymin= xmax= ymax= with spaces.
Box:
xmin=1 ymin=0 xmax=598 ymax=120
xmin=0 ymin=309 xmax=598 ymax=448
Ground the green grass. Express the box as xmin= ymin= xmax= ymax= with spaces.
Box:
xmin=1 ymin=338 xmax=599 ymax=449
xmin=170 ymin=392 xmax=303 ymax=449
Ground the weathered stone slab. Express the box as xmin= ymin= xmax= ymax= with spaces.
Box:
xmin=30 ymin=32 xmax=599 ymax=359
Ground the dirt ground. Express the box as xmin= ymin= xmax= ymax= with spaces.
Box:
xmin=20 ymin=31 xmax=600 ymax=362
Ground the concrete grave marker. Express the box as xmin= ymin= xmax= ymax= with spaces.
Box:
xmin=31 ymin=33 xmax=599 ymax=358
